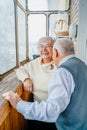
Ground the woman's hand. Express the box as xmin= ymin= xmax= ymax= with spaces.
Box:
xmin=23 ymin=78 xmax=33 ymax=93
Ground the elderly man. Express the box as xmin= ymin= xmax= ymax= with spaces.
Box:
xmin=3 ymin=38 xmax=87 ymax=130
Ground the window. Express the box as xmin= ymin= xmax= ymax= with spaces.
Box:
xmin=28 ymin=14 xmax=46 ymax=59
xmin=0 ymin=0 xmax=70 ymax=75
xmin=28 ymin=0 xmax=69 ymax=11
xmin=18 ymin=7 xmax=26 ymax=62
xmin=0 ymin=0 xmax=16 ymax=74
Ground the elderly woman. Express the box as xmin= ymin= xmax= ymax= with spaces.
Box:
xmin=15 ymin=36 xmax=57 ymax=130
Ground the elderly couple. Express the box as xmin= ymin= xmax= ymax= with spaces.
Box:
xmin=2 ymin=36 xmax=87 ymax=130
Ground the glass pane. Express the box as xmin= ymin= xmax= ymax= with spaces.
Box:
xmin=28 ymin=0 xmax=69 ymax=11
xmin=18 ymin=7 xmax=26 ymax=62
xmin=49 ymin=13 xmax=69 ymax=38
xmin=28 ymin=14 xmax=46 ymax=59
xmin=0 ymin=0 xmax=16 ymax=74
xmin=18 ymin=0 xmax=26 ymax=9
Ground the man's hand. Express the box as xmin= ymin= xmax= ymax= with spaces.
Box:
xmin=2 ymin=91 xmax=22 ymax=109
xmin=23 ymin=78 xmax=33 ymax=93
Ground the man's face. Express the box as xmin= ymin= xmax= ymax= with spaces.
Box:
xmin=38 ymin=41 xmax=53 ymax=60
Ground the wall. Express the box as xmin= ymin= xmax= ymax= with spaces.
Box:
xmin=69 ymin=0 xmax=79 ymax=55
xmin=77 ymin=0 xmax=87 ymax=63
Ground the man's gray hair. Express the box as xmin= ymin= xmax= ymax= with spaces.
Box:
xmin=53 ymin=38 xmax=75 ymax=55
xmin=38 ymin=36 xmax=55 ymax=46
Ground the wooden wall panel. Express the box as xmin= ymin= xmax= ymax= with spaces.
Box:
xmin=70 ymin=0 xmax=79 ymax=25
xmin=0 ymin=72 xmax=31 ymax=130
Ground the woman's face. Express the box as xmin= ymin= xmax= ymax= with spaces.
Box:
xmin=38 ymin=41 xmax=53 ymax=63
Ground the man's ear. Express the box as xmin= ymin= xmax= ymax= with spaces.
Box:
xmin=54 ymin=49 xmax=58 ymax=57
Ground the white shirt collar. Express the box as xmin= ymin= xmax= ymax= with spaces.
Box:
xmin=59 ymin=54 xmax=75 ymax=66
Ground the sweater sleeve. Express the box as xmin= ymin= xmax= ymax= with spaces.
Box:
xmin=15 ymin=62 xmax=31 ymax=82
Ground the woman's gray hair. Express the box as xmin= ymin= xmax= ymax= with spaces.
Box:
xmin=53 ymin=38 xmax=75 ymax=55
xmin=38 ymin=36 xmax=55 ymax=46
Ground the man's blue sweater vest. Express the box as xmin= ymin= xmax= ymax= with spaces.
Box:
xmin=56 ymin=57 xmax=87 ymax=130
